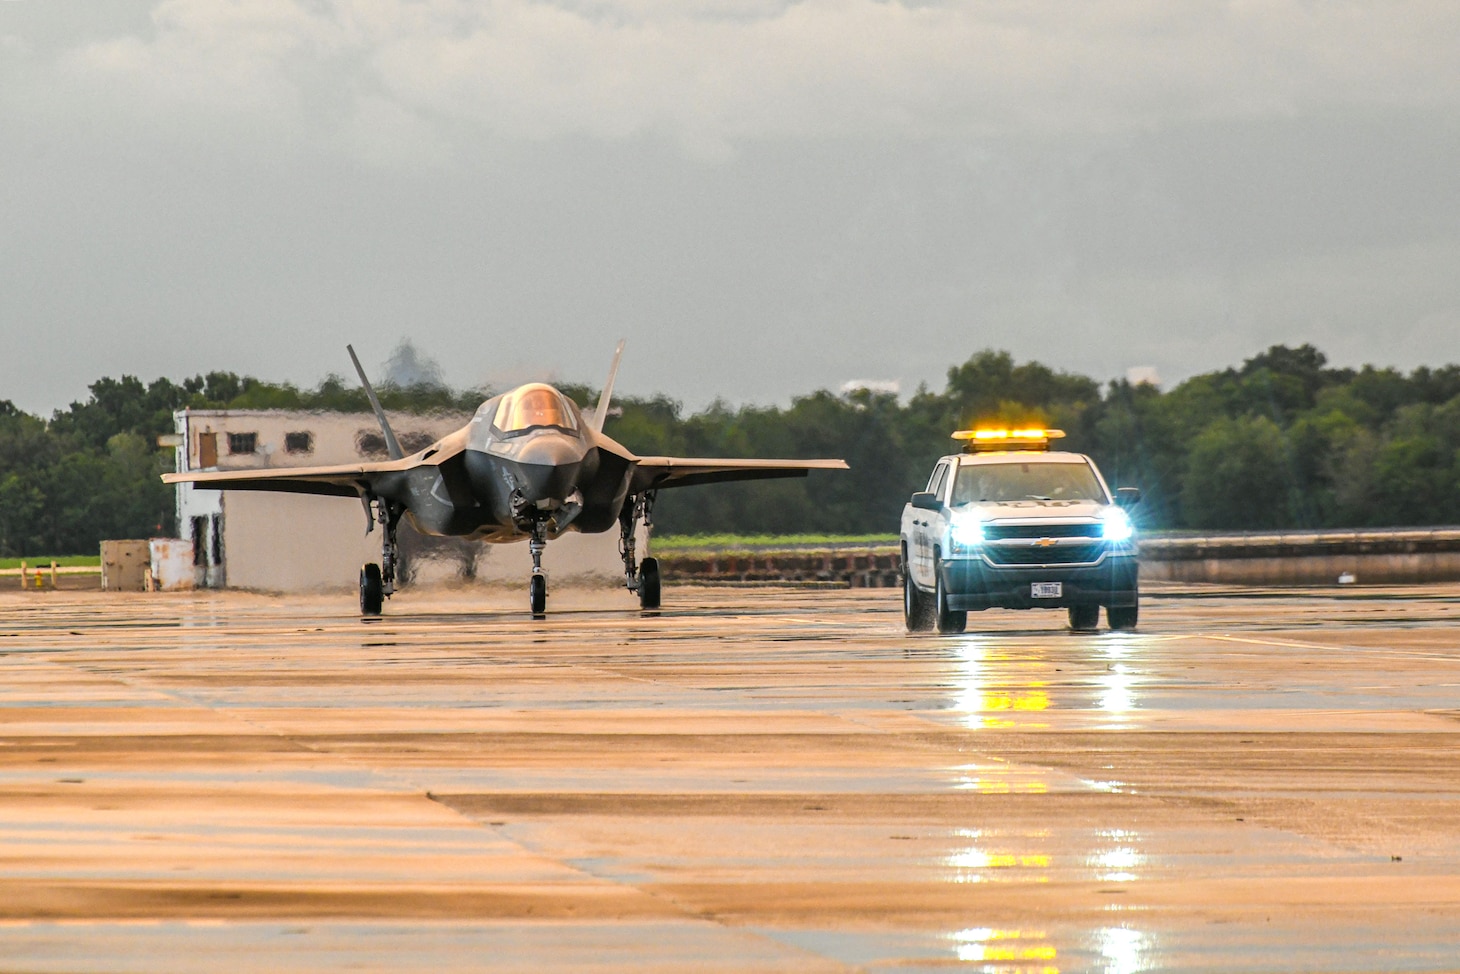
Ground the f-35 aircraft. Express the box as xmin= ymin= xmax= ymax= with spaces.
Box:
xmin=163 ymin=343 xmax=848 ymax=616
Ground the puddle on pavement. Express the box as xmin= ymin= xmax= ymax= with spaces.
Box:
xmin=926 ymin=629 xmax=1460 ymax=726
xmin=763 ymin=919 xmax=1460 ymax=972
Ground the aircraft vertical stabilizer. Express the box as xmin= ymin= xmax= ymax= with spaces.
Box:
xmin=590 ymin=339 xmax=626 ymax=435
xmin=347 ymin=344 xmax=405 ymax=460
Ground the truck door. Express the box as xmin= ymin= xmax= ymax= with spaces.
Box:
xmin=915 ymin=462 xmax=951 ymax=588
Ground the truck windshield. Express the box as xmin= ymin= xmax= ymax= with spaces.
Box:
xmin=952 ymin=461 xmax=1105 ymax=505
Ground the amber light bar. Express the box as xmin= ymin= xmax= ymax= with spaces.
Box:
xmin=952 ymin=427 xmax=1065 ymax=452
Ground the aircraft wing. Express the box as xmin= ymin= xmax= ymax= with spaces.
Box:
xmin=630 ymin=457 xmax=848 ymax=492
xmin=162 ymin=459 xmax=413 ymax=498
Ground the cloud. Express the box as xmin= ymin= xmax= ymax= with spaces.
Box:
xmin=4 ymin=0 xmax=1457 ymax=416
xmin=39 ymin=0 xmax=1460 ymax=163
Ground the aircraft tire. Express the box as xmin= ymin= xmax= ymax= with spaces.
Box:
xmin=1107 ymin=603 xmax=1139 ymax=631
xmin=933 ymin=556 xmax=966 ymax=634
xmin=638 ymin=557 xmax=661 ymax=610
xmin=360 ymin=563 xmax=384 ymax=616
xmin=530 ymin=573 xmax=547 ymax=617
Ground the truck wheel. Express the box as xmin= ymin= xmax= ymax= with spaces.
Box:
xmin=933 ymin=556 xmax=966 ymax=634
xmin=1067 ymin=604 xmax=1099 ymax=632
xmin=903 ymin=562 xmax=934 ymax=632
xmin=1107 ymin=603 xmax=1139 ymax=630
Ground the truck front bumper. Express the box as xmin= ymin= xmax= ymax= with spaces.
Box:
xmin=940 ymin=550 xmax=1138 ymax=612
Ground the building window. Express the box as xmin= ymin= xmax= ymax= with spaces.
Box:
xmin=284 ymin=431 xmax=314 ymax=454
xmin=356 ymin=431 xmax=388 ymax=458
xmin=228 ymin=432 xmax=258 ymax=455
xmin=191 ymin=517 xmax=207 ymax=566
xmin=400 ymin=431 xmax=435 ymax=453
xmin=356 ymin=429 xmax=433 ymax=458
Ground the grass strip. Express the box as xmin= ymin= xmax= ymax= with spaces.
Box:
xmin=0 ymin=555 xmax=102 ymax=570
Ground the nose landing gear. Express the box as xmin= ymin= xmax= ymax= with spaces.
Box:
xmin=619 ymin=491 xmax=660 ymax=610
xmin=510 ymin=488 xmax=556 ymax=618
xmin=528 ymin=525 xmax=548 ymax=618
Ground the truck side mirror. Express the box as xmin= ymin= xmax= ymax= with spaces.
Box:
xmin=911 ymin=491 xmax=943 ymax=511
xmin=1116 ymin=487 xmax=1142 ymax=507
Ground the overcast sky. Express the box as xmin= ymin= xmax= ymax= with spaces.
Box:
xmin=3 ymin=1 xmax=1458 ymax=415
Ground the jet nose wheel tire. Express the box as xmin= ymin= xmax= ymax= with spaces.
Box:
xmin=638 ymin=557 xmax=661 ymax=610
xmin=360 ymin=563 xmax=384 ymax=616
xmin=529 ymin=573 xmax=547 ymax=617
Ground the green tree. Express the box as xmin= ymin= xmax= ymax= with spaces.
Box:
xmin=8 ymin=344 xmax=1460 ymax=551
xmin=1086 ymin=379 xmax=1184 ymax=529
xmin=1181 ymin=416 xmax=1294 ymax=530
xmin=1366 ymin=400 xmax=1460 ymax=525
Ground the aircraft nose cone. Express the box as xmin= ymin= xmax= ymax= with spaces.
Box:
xmin=515 ymin=435 xmax=582 ymax=469
xmin=512 ymin=434 xmax=585 ymax=503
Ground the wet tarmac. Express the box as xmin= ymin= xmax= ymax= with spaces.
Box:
xmin=1 ymin=583 xmax=1459 ymax=972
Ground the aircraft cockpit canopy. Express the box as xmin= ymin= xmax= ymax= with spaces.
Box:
xmin=493 ymin=384 xmax=580 ymax=436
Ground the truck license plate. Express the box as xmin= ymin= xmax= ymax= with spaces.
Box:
xmin=1031 ymin=582 xmax=1062 ymax=599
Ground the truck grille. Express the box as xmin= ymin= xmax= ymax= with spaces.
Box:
xmin=983 ymin=522 xmax=1102 ymax=540
xmin=984 ymin=543 xmax=1105 ymax=566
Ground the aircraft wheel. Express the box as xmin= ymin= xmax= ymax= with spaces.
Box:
xmin=360 ymin=563 xmax=384 ymax=616
xmin=529 ymin=573 xmax=547 ymax=617
xmin=933 ymin=556 xmax=966 ymax=634
xmin=903 ymin=565 xmax=933 ymax=632
xmin=1107 ymin=603 xmax=1139 ymax=631
xmin=638 ymin=557 xmax=661 ymax=610
xmin=1067 ymin=604 xmax=1100 ymax=632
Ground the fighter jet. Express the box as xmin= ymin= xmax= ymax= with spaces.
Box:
xmin=163 ymin=343 xmax=848 ymax=616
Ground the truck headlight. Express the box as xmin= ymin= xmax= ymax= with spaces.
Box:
xmin=948 ymin=514 xmax=984 ymax=553
xmin=1102 ymin=508 xmax=1134 ymax=543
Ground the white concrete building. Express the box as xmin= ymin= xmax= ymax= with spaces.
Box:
xmin=172 ymin=409 xmax=634 ymax=592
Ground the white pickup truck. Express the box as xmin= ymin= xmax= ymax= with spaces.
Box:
xmin=900 ymin=429 xmax=1140 ymax=634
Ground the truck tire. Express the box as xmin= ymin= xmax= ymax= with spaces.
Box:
xmin=1107 ymin=603 xmax=1138 ymax=630
xmin=903 ymin=557 xmax=934 ymax=632
xmin=933 ymin=555 xmax=966 ymax=634
xmin=1068 ymin=605 xmax=1100 ymax=632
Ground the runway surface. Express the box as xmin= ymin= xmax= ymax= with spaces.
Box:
xmin=1 ymin=583 xmax=1459 ymax=972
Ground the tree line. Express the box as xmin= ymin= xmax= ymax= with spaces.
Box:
xmin=2 ymin=344 xmax=1458 ymax=556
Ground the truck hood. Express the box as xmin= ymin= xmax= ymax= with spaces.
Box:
xmin=962 ymin=499 xmax=1109 ymax=521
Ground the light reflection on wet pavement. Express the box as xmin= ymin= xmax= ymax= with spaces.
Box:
xmin=2 ymin=584 xmax=1460 ymax=970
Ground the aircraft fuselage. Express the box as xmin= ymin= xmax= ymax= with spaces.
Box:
xmin=370 ymin=388 xmax=634 ymax=542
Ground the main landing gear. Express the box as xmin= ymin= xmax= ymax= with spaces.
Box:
xmin=360 ymin=496 xmax=402 ymax=617
xmin=619 ymin=491 xmax=660 ymax=610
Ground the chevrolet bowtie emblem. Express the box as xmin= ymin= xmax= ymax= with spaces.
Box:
xmin=1034 ymin=538 xmax=1058 ymax=547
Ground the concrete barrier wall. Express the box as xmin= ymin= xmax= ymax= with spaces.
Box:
xmin=658 ymin=549 xmax=902 ymax=588
xmin=657 ymin=528 xmax=1460 ymax=588
xmin=1139 ymin=528 xmax=1460 ymax=586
